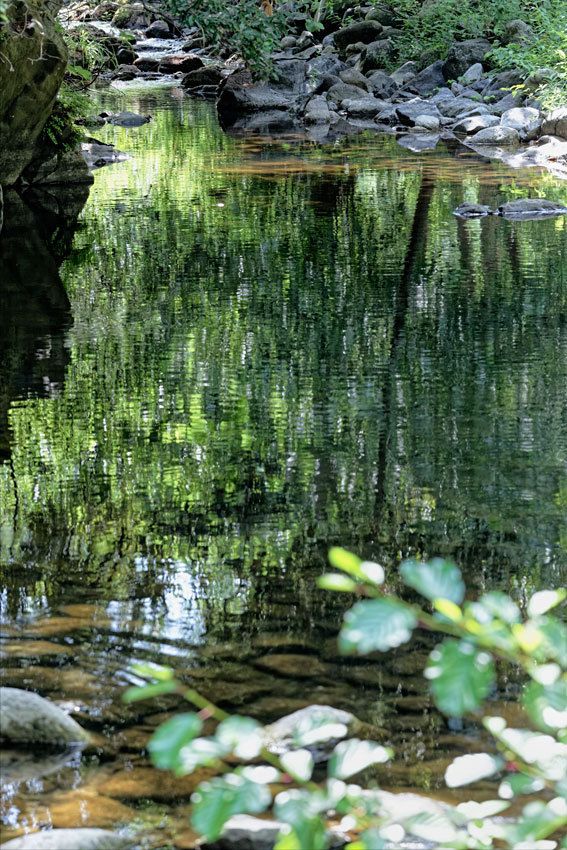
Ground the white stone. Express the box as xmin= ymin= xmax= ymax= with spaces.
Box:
xmin=0 ymin=829 xmax=131 ymax=850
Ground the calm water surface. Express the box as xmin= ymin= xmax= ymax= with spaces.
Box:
xmin=1 ymin=87 xmax=566 ymax=846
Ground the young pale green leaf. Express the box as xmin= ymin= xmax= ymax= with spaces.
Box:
xmin=523 ymin=678 xmax=567 ymax=731
xmin=148 ymin=712 xmax=202 ymax=771
xmin=491 ymin=727 xmax=567 ymax=781
xmin=123 ymin=680 xmax=177 ymax=703
xmin=445 ymin=752 xmax=504 ymax=787
xmin=528 ymin=589 xmax=566 ymax=618
xmin=192 ymin=774 xmax=271 ymax=841
xmin=401 ymin=809 xmax=462 ymax=844
xmin=434 ymin=598 xmax=462 ymax=623
xmin=328 ymin=547 xmax=363 ymax=577
xmin=280 ymin=749 xmax=314 ymax=782
xmin=216 ymin=716 xmax=264 ymax=759
xmin=469 ymin=591 xmax=521 ymax=625
xmin=400 ymin=558 xmax=465 ymax=604
xmin=129 ymin=661 xmax=174 ymax=681
xmin=328 ymin=739 xmax=392 ymax=780
xmin=359 ymin=561 xmax=385 ymax=586
xmin=339 ymin=599 xmax=417 ymax=655
xmin=425 ymin=640 xmax=495 ymax=717
xmin=317 ymin=573 xmax=358 ymax=593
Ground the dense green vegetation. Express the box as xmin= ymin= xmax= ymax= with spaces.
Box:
xmin=127 ymin=549 xmax=567 ymax=849
xmin=163 ymin=0 xmax=566 ymax=105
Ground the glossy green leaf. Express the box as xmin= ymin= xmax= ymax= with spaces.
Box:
xmin=148 ymin=712 xmax=202 ymax=772
xmin=425 ymin=640 xmax=495 ymax=717
xmin=445 ymin=752 xmax=504 ymax=787
xmin=502 ymin=799 xmax=567 ymax=845
xmin=130 ymin=662 xmax=174 ymax=681
xmin=467 ymin=591 xmax=521 ymax=625
xmin=328 ymin=739 xmax=392 ymax=780
xmin=499 ymin=773 xmax=545 ymax=799
xmin=216 ymin=715 xmax=264 ymax=759
xmin=536 ymin=616 xmax=567 ymax=663
xmin=274 ymin=789 xmax=328 ymax=850
xmin=400 ymin=558 xmax=465 ymax=604
xmin=191 ymin=774 xmax=271 ymax=841
xmin=339 ymin=599 xmax=417 ymax=655
xmin=456 ymin=799 xmax=509 ymax=819
xmin=122 ymin=680 xmax=177 ymax=703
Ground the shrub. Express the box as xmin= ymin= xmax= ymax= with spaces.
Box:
xmin=126 ymin=549 xmax=567 ymax=850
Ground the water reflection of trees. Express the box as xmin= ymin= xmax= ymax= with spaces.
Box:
xmin=1 ymin=99 xmax=566 ymax=624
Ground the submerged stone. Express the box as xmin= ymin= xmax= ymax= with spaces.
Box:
xmin=0 ymin=687 xmax=90 ymax=747
xmin=496 ymin=199 xmax=567 ymax=219
xmin=453 ymin=203 xmax=493 ymax=218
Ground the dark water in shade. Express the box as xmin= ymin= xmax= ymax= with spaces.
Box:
xmin=0 ymin=87 xmax=566 ymax=846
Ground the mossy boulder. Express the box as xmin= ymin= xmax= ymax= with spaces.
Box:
xmin=0 ymin=0 xmax=67 ymax=184
xmin=0 ymin=687 xmax=91 ymax=746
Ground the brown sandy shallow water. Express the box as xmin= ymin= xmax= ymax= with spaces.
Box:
xmin=1 ymin=86 xmax=566 ymax=847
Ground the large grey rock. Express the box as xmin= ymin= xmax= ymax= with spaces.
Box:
xmin=217 ymin=70 xmax=298 ymax=120
xmin=443 ymin=39 xmax=492 ymax=81
xmin=145 ymin=20 xmax=170 ymax=38
xmin=334 ymin=20 xmax=384 ymax=51
xmin=472 ymin=125 xmax=520 ymax=145
xmin=496 ymin=199 xmax=567 ymax=219
xmin=182 ymin=65 xmax=224 ymax=93
xmin=0 ymin=829 xmax=131 ymax=849
xmin=391 ymin=61 xmax=418 ymax=87
xmin=107 ymin=111 xmax=151 ymax=127
xmin=359 ymin=39 xmax=394 ymax=74
xmin=395 ymin=99 xmax=441 ymax=127
xmin=437 ymin=96 xmax=485 ymax=119
xmin=366 ymin=70 xmax=397 ymax=98
xmin=453 ymin=114 xmax=500 ymax=134
xmin=405 ymin=61 xmax=445 ymax=96
xmin=339 ymin=68 xmax=371 ymax=91
xmin=327 ymin=82 xmax=370 ymax=104
xmin=343 ymin=97 xmax=388 ymax=117
xmin=541 ymin=108 xmax=567 ymax=140
xmin=0 ymin=0 xmax=67 ymax=185
xmin=460 ymin=63 xmax=484 ymax=83
xmin=158 ymin=54 xmax=204 ymax=74
xmin=501 ymin=106 xmax=541 ymax=140
xmin=503 ymin=19 xmax=534 ymax=45
xmin=304 ymin=96 xmax=332 ymax=124
xmin=0 ymin=687 xmax=90 ymax=746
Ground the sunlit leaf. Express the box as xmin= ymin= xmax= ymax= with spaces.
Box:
xmin=445 ymin=753 xmax=504 ymax=787
xmin=528 ymin=589 xmax=566 ymax=618
xmin=523 ymin=678 xmax=567 ymax=731
xmin=191 ymin=774 xmax=271 ymax=841
xmin=318 ymin=573 xmax=358 ymax=593
xmin=281 ymin=749 xmax=314 ymax=782
xmin=328 ymin=739 xmax=392 ymax=780
xmin=339 ymin=599 xmax=417 ymax=655
xmin=178 ymin=737 xmax=230 ymax=773
xmin=457 ymin=799 xmax=509 ymax=819
xmin=469 ymin=592 xmax=521 ymax=625
xmin=328 ymin=547 xmax=362 ymax=577
xmin=129 ymin=662 xmax=174 ymax=681
xmin=400 ymin=558 xmax=465 ymax=604
xmin=148 ymin=712 xmax=202 ymax=772
xmin=434 ymin=598 xmax=462 ymax=622
xmin=123 ymin=680 xmax=177 ymax=703
xmin=216 ymin=716 xmax=264 ymax=759
xmin=425 ymin=640 xmax=495 ymax=717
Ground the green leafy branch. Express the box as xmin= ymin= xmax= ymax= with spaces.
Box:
xmin=124 ymin=551 xmax=567 ymax=850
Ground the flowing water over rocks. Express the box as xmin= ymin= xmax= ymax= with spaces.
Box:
xmin=1 ymin=87 xmax=566 ymax=847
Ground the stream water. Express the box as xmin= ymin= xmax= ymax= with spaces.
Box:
xmin=1 ymin=86 xmax=566 ymax=847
